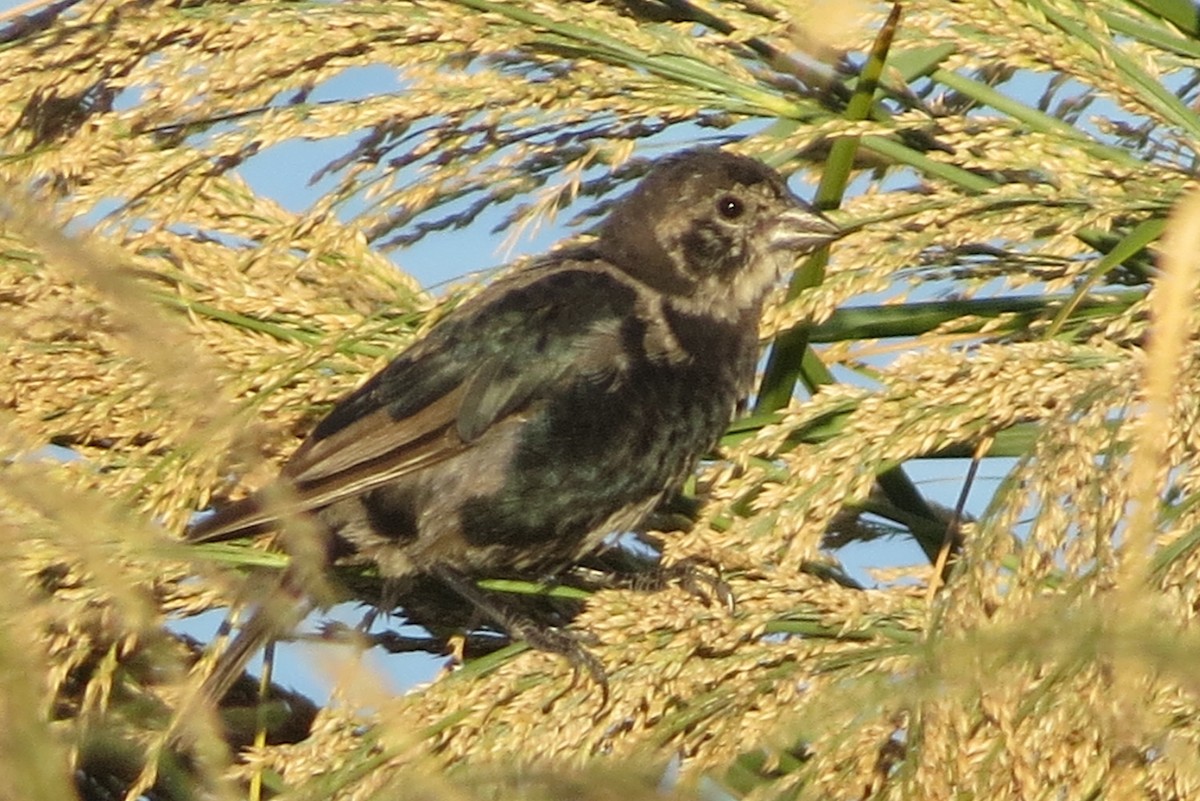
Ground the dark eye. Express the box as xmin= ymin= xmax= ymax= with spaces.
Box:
xmin=716 ymin=194 xmax=744 ymax=220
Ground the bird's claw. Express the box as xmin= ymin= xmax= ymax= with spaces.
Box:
xmin=639 ymin=557 xmax=735 ymax=614
xmin=517 ymin=623 xmax=609 ymax=712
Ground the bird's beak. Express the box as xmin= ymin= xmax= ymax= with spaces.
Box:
xmin=768 ymin=205 xmax=841 ymax=253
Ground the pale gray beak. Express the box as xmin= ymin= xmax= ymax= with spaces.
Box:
xmin=768 ymin=203 xmax=840 ymax=254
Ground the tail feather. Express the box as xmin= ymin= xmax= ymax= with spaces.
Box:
xmin=186 ymin=495 xmax=271 ymax=543
xmin=168 ymin=571 xmax=314 ymax=748
xmin=198 ymin=574 xmax=314 ymax=703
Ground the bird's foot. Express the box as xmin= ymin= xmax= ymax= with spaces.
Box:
xmin=514 ymin=622 xmax=608 ymax=712
xmin=631 ymin=557 xmax=735 ymax=613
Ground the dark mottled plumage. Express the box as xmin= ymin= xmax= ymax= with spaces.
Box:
xmin=186 ymin=147 xmax=838 ymax=698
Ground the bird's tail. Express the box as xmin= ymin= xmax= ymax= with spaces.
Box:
xmin=168 ymin=568 xmax=314 ymax=748
xmin=204 ymin=575 xmax=313 ymax=702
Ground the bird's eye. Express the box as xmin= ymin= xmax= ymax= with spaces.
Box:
xmin=716 ymin=194 xmax=744 ymax=220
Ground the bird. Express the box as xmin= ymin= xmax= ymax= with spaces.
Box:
xmin=185 ymin=146 xmax=840 ymax=702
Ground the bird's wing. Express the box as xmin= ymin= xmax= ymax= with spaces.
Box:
xmin=187 ymin=261 xmax=638 ymax=542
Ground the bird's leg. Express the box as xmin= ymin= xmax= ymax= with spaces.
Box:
xmin=430 ymin=565 xmax=609 ymax=701
xmin=356 ymin=606 xmax=380 ymax=634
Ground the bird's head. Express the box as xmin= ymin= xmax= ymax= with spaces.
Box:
xmin=597 ymin=147 xmax=839 ymax=319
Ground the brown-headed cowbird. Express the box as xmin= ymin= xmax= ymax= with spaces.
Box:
xmin=186 ymin=147 xmax=839 ymax=699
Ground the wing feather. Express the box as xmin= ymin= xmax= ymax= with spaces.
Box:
xmin=187 ymin=263 xmax=643 ymax=543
